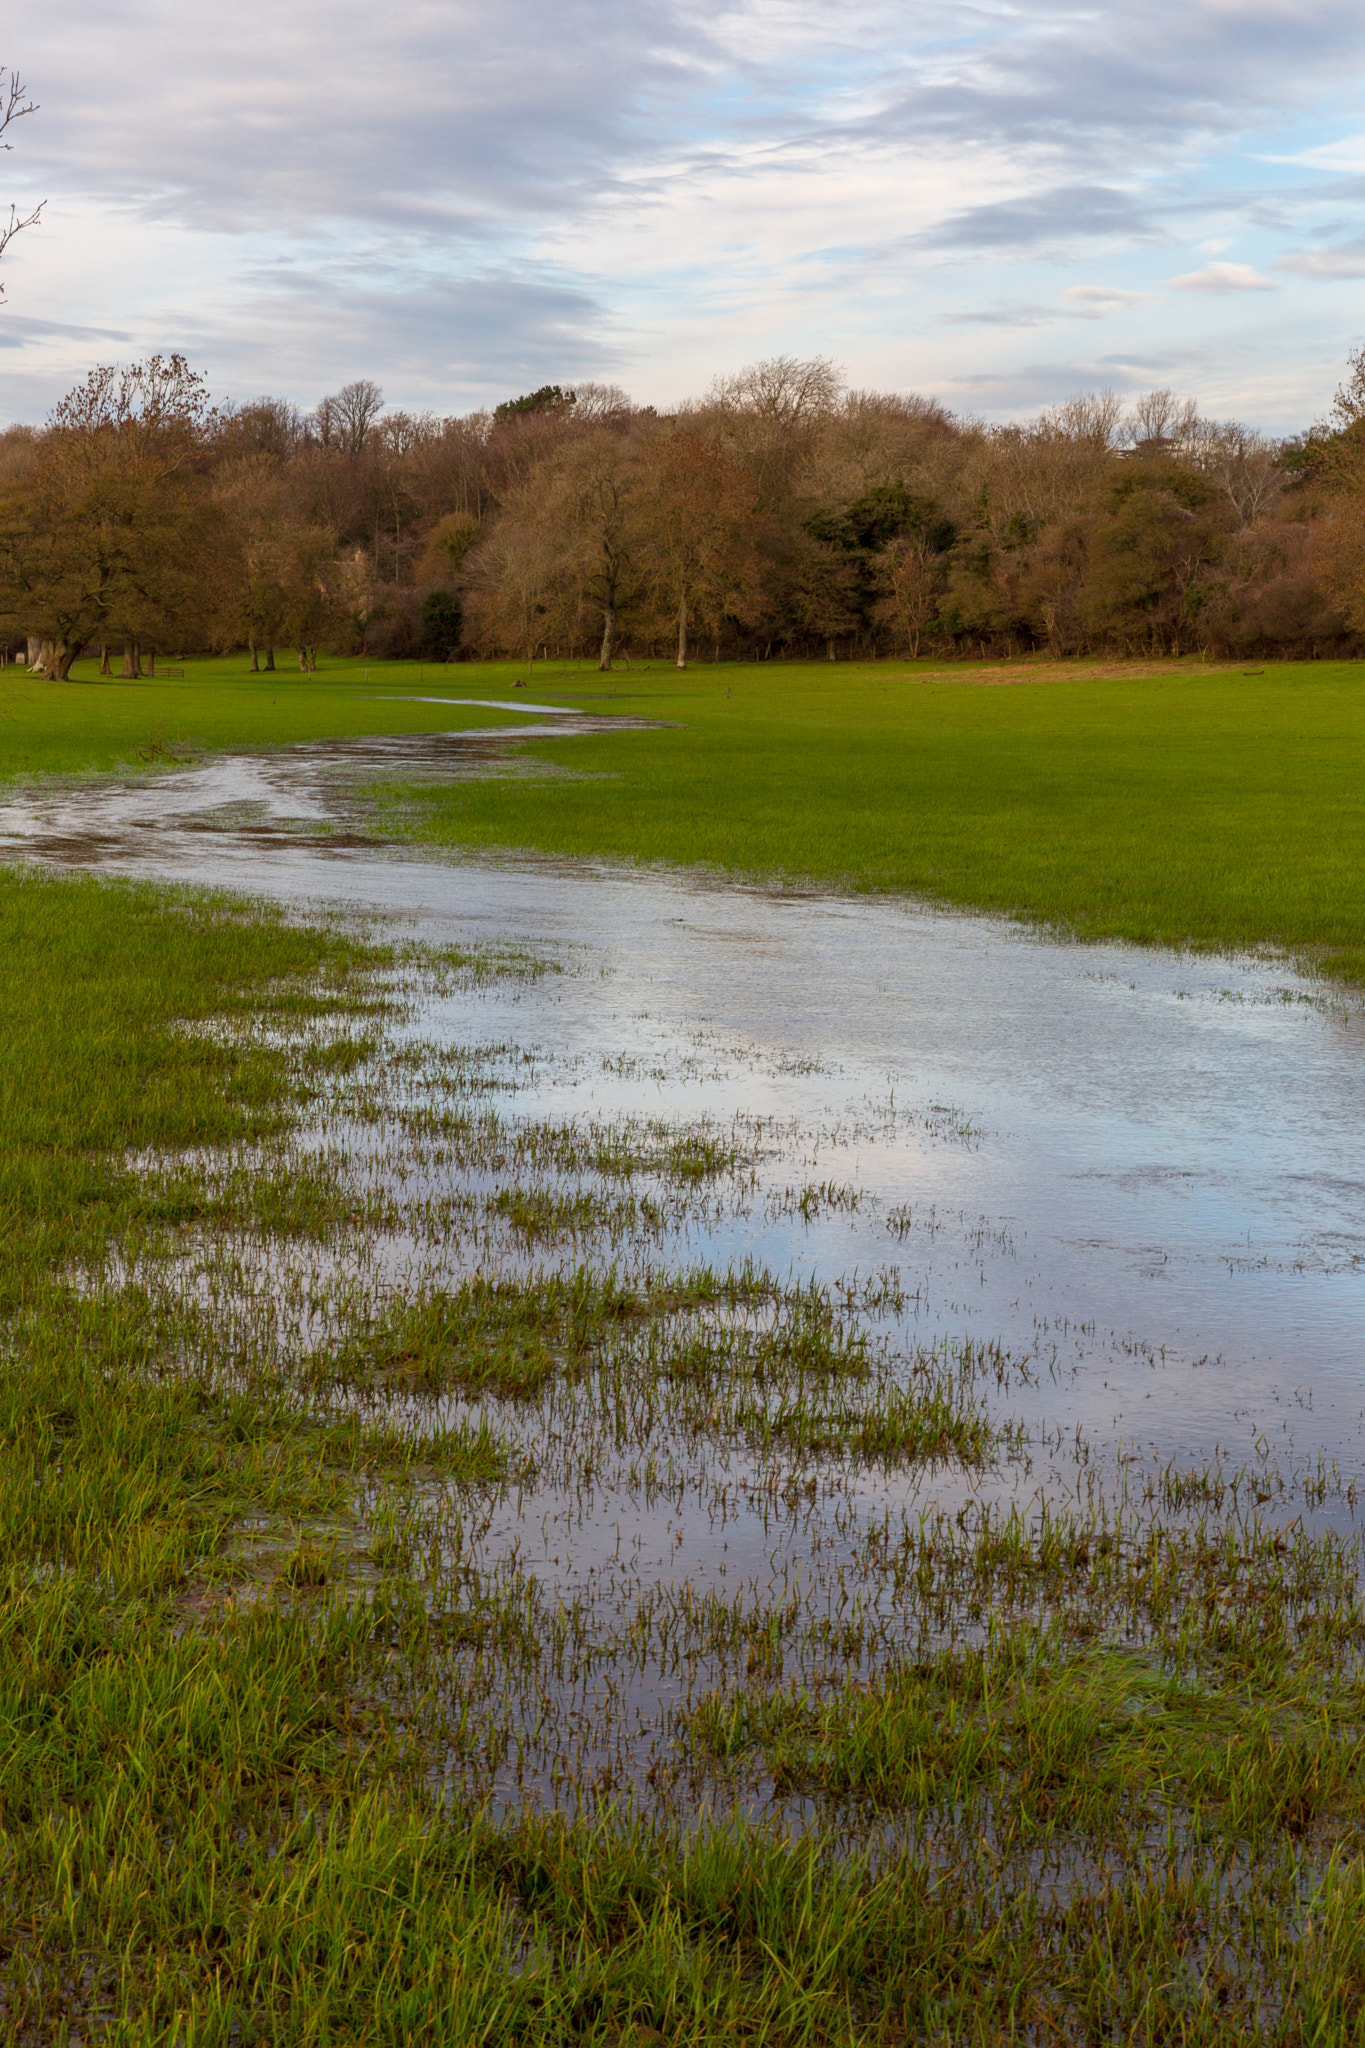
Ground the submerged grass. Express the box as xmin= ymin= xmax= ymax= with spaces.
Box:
xmin=4 ymin=859 xmax=1365 ymax=2038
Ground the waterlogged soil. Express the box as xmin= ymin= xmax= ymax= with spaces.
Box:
xmin=4 ymin=731 xmax=1365 ymax=1835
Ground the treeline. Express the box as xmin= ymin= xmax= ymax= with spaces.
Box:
xmin=3 ymin=351 xmax=1365 ymax=678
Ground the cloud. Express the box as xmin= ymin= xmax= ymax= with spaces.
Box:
xmin=938 ymin=356 xmax=1189 ymax=409
xmin=920 ymin=185 xmax=1153 ymax=254
xmin=0 ymin=312 xmax=135 ymax=344
xmin=1270 ymin=133 xmax=1365 ymax=173
xmin=1061 ymin=285 xmax=1158 ymax=314
xmin=1168 ymin=260 xmax=1279 ymax=292
xmin=940 ymin=284 xmax=1162 ymax=326
xmin=4 ymin=0 xmax=1365 ymax=423
xmin=1273 ymin=245 xmax=1365 ymax=277
xmin=939 ymin=302 xmax=1059 ymax=328
xmin=194 ymin=266 xmax=616 ymax=406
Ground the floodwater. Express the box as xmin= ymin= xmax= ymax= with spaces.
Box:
xmin=5 ymin=731 xmax=1365 ymax=1812
xmin=5 ymin=732 xmax=1361 ymax=1426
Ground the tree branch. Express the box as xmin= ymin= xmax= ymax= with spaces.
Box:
xmin=0 ymin=66 xmax=43 ymax=298
xmin=0 ymin=67 xmax=38 ymax=148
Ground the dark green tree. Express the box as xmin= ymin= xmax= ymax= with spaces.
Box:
xmin=420 ymin=589 xmax=462 ymax=660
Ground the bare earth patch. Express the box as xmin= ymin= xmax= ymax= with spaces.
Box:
xmin=891 ymin=657 xmax=1259 ymax=687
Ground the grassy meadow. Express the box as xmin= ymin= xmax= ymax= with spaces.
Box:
xmin=3 ymin=655 xmax=1365 ymax=2036
xmin=7 ymin=646 xmax=1365 ymax=981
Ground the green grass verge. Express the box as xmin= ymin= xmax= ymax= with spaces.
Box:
xmin=0 ymin=866 xmax=389 ymax=1307
xmin=0 ymin=653 xmax=551 ymax=778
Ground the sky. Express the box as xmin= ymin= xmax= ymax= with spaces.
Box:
xmin=2 ymin=1 xmax=1365 ymax=430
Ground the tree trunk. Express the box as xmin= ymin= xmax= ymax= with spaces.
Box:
xmin=676 ymin=593 xmax=688 ymax=670
xmin=99 ymin=644 xmax=111 ymax=676
xmin=827 ymin=638 xmax=835 ymax=661
xmin=26 ymin=634 xmax=42 ymax=669
xmin=147 ymin=648 xmax=156 ymax=676
xmin=264 ymin=648 xmax=275 ymax=672
xmin=599 ymin=604 xmax=616 ymax=672
xmin=249 ymin=641 xmax=259 ymax=673
xmin=41 ymin=638 xmax=77 ymax=680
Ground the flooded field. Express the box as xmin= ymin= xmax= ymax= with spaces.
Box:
xmin=5 ymin=731 xmax=1365 ymax=2008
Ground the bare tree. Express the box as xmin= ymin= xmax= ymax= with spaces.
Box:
xmin=315 ymin=379 xmax=385 ymax=456
xmin=373 ymin=410 xmax=440 ymax=459
xmin=702 ymin=355 xmax=844 ymax=515
xmin=1124 ymin=389 xmax=1201 ymax=457
xmin=570 ymin=382 xmax=635 ymax=425
xmin=215 ymin=396 xmax=306 ymax=463
xmin=1328 ymin=346 xmax=1365 ymax=433
xmin=1040 ymin=389 xmax=1124 ymax=451
xmin=556 ymin=431 xmax=644 ymax=669
xmin=707 ymin=355 xmax=844 ymax=432
xmin=0 ymin=67 xmax=43 ymax=299
xmin=1185 ymin=420 xmax=1285 ymax=527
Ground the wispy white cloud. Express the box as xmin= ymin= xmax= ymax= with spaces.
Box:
xmin=1168 ymin=260 xmax=1280 ymax=292
xmin=1273 ymin=245 xmax=1365 ymax=278
xmin=1061 ymin=285 xmax=1161 ymax=314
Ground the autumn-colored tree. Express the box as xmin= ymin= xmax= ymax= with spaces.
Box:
xmin=873 ymin=539 xmax=939 ymax=657
xmin=702 ymin=356 xmax=842 ymax=518
xmin=3 ymin=345 xmax=1361 ymax=671
xmin=0 ymin=357 xmax=216 ymax=676
xmin=633 ymin=431 xmax=757 ymax=667
xmin=415 ymin=511 xmax=481 ymax=590
xmin=552 ymin=431 xmax=645 ymax=670
xmin=461 ymin=493 xmax=573 ymax=664
xmin=1080 ymin=464 xmax=1228 ymax=654
xmin=1309 ymin=350 xmax=1365 ymax=637
xmin=212 ymin=457 xmax=295 ymax=669
xmin=279 ymin=526 xmax=343 ymax=670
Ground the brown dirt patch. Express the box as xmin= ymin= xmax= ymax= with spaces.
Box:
xmin=884 ymin=659 xmax=1263 ymax=688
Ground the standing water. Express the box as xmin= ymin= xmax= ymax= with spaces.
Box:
xmin=4 ymin=731 xmax=1363 ymax=1819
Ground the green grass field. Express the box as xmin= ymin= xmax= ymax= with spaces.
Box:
xmin=6 ymin=647 xmax=1364 ymax=983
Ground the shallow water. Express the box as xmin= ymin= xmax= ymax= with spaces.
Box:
xmin=6 ymin=733 xmax=1361 ymax=1437
xmin=6 ymin=733 xmax=1365 ymax=1815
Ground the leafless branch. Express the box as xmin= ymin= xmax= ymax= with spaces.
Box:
xmin=0 ymin=67 xmax=43 ymax=299
xmin=0 ymin=67 xmax=38 ymax=149
xmin=0 ymin=198 xmax=43 ymax=261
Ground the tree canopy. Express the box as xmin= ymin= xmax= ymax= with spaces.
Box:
xmin=0 ymin=352 xmax=1359 ymax=674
